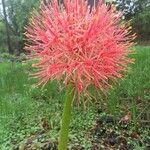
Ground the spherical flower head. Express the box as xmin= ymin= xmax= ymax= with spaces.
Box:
xmin=25 ymin=0 xmax=135 ymax=97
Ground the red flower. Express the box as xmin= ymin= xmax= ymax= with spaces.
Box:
xmin=25 ymin=0 xmax=135 ymax=95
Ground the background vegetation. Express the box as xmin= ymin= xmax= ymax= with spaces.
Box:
xmin=0 ymin=0 xmax=150 ymax=54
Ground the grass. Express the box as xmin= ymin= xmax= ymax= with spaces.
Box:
xmin=0 ymin=46 xmax=150 ymax=149
xmin=107 ymin=46 xmax=150 ymax=114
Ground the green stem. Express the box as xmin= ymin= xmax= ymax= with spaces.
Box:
xmin=58 ymin=82 xmax=75 ymax=150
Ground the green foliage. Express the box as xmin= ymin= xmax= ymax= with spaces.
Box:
xmin=132 ymin=7 xmax=150 ymax=41
xmin=0 ymin=21 xmax=7 ymax=52
xmin=115 ymin=0 xmax=150 ymax=41
xmin=0 ymin=52 xmax=17 ymax=61
xmin=7 ymin=0 xmax=40 ymax=34
xmin=115 ymin=0 xmax=150 ymax=18
xmin=115 ymin=0 xmax=137 ymax=19
xmin=0 ymin=0 xmax=40 ymax=53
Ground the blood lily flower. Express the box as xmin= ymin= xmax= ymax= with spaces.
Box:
xmin=25 ymin=0 xmax=135 ymax=95
xmin=25 ymin=0 xmax=135 ymax=149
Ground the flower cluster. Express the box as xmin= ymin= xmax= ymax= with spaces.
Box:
xmin=25 ymin=0 xmax=135 ymax=95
